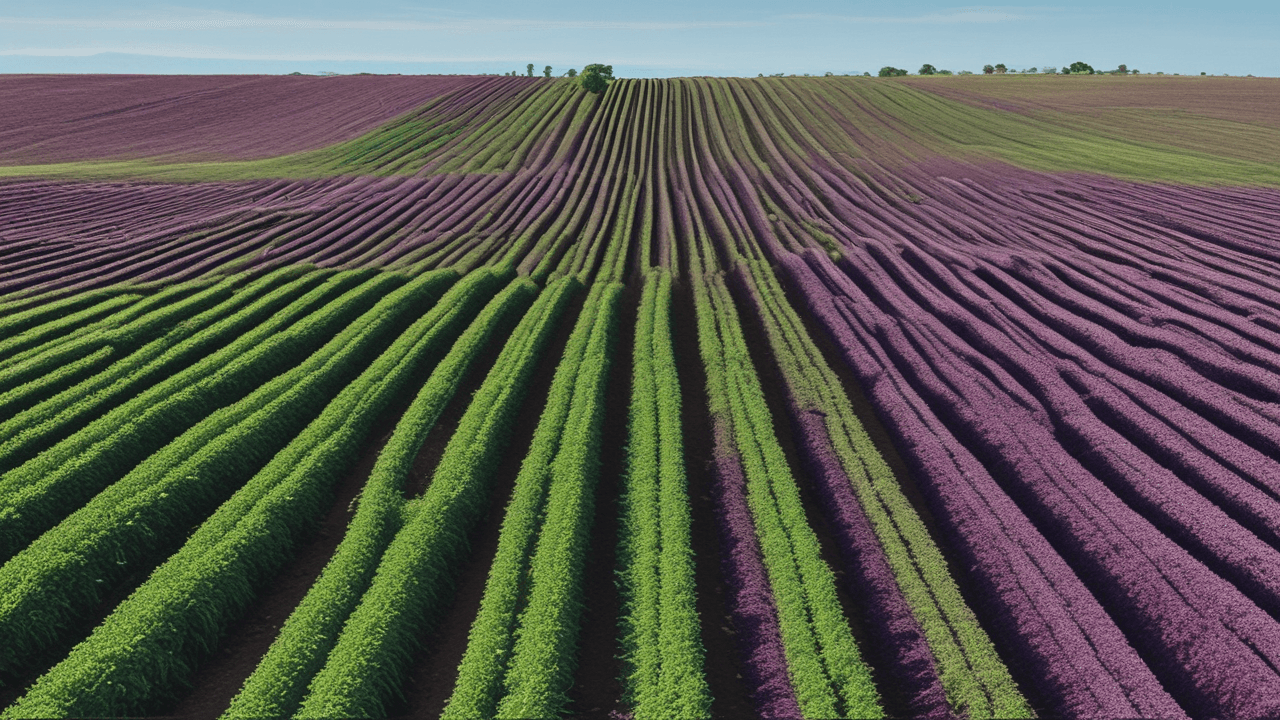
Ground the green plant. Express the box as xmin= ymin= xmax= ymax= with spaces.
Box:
xmin=579 ymin=63 xmax=614 ymax=93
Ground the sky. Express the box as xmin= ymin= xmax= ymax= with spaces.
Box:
xmin=0 ymin=0 xmax=1276 ymax=78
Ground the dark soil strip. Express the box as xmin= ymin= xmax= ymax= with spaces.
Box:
xmin=564 ymin=279 xmax=638 ymax=717
xmin=670 ymin=279 xmax=757 ymax=718
xmin=771 ymin=266 xmax=1049 ymax=714
xmin=723 ymin=276 xmax=900 ymax=715
xmin=164 ymin=400 xmax=410 ymax=720
xmin=389 ymin=286 xmax=589 ymax=719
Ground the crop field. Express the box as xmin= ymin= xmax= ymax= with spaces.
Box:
xmin=1 ymin=73 xmax=1279 ymax=719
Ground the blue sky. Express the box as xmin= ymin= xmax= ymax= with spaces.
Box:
xmin=0 ymin=1 xmax=1276 ymax=77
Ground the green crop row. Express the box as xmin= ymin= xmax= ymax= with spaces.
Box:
xmin=1 ymin=267 xmax=482 ymax=717
xmin=297 ymin=274 xmax=581 ymax=718
xmin=694 ymin=263 xmax=882 ymax=720
xmin=224 ymin=274 xmax=537 ymax=719
xmin=0 ymin=266 xmax=322 ymax=477
xmin=0 ymin=285 xmax=138 ymax=341
xmin=0 ymin=269 xmax=456 ymax=685
xmin=0 ymin=269 xmax=396 ymax=563
xmin=493 ymin=280 xmax=619 ymax=718
xmin=618 ymin=269 xmax=710 ymax=720
xmin=0 ymin=292 xmax=142 ymax=366
xmin=0 ymin=267 xmax=307 ymax=434
xmin=442 ymin=279 xmax=617 ymax=719
xmin=0 ymin=278 xmax=227 ymax=398
xmin=738 ymin=257 xmax=1030 ymax=718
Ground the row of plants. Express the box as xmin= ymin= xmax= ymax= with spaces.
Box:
xmin=617 ymin=269 xmax=710 ymax=719
xmin=0 ymin=270 xmax=458 ymax=685
xmin=0 ymin=278 xmax=228 ymax=398
xmin=690 ymin=244 xmax=881 ymax=718
xmin=295 ymin=274 xmax=582 ymax=717
xmin=2 ymin=267 xmax=491 ymax=717
xmin=223 ymin=273 xmax=539 ymax=718
xmin=0 ymin=266 xmax=322 ymax=476
xmin=0 ymin=269 xmax=405 ymax=564
xmin=731 ymin=257 xmax=1029 ymax=718
xmin=443 ymin=279 xmax=620 ymax=719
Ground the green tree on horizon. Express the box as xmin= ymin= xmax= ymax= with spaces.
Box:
xmin=579 ymin=64 xmax=614 ymax=93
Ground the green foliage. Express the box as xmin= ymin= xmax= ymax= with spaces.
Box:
xmin=0 ymin=270 xmax=398 ymax=567
xmin=567 ymin=68 xmax=577 ymax=77
xmin=0 ymin=267 xmax=319 ymax=477
xmin=447 ymin=280 xmax=619 ymax=719
xmin=983 ymin=64 xmax=995 ymax=74
xmin=297 ymin=276 xmax=581 ymax=718
xmin=0 ymin=293 xmax=139 ymax=365
xmin=527 ymin=63 xmax=535 ymax=77
xmin=0 ymin=272 xmax=458 ymax=693
xmin=0 ymin=277 xmax=247 ymax=419
xmin=919 ymin=63 xmax=937 ymax=75
xmin=2 ymin=270 xmax=479 ymax=718
xmin=995 ymin=63 xmax=1007 ymax=74
xmin=0 ymin=280 xmax=223 ymax=398
xmin=497 ymin=284 xmax=617 ymax=716
xmin=830 ymin=78 xmax=1280 ymax=185
xmin=617 ymin=269 xmax=711 ymax=719
xmin=224 ymin=274 xmax=536 ymax=719
xmin=544 ymin=65 xmax=552 ymax=78
xmin=878 ymin=66 xmax=908 ymax=77
xmin=1068 ymin=61 xmax=1096 ymax=74
xmin=579 ymin=63 xmax=615 ymax=93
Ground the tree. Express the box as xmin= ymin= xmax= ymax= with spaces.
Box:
xmin=1043 ymin=66 xmax=1057 ymax=75
xmin=983 ymin=64 xmax=995 ymax=74
xmin=543 ymin=65 xmax=552 ymax=78
xmin=566 ymin=68 xmax=577 ymax=78
xmin=877 ymin=66 xmax=908 ymax=77
xmin=526 ymin=63 xmax=534 ymax=77
xmin=919 ymin=63 xmax=936 ymax=75
xmin=1027 ymin=67 xmax=1038 ymax=73
xmin=1117 ymin=64 xmax=1127 ymax=74
xmin=579 ymin=63 xmax=614 ymax=93
xmin=995 ymin=63 xmax=1007 ymax=74
xmin=1068 ymin=61 xmax=1095 ymax=74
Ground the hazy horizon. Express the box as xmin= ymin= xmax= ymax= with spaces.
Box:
xmin=0 ymin=0 xmax=1276 ymax=78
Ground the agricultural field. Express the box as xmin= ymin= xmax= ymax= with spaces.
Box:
xmin=1 ymin=72 xmax=1279 ymax=718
